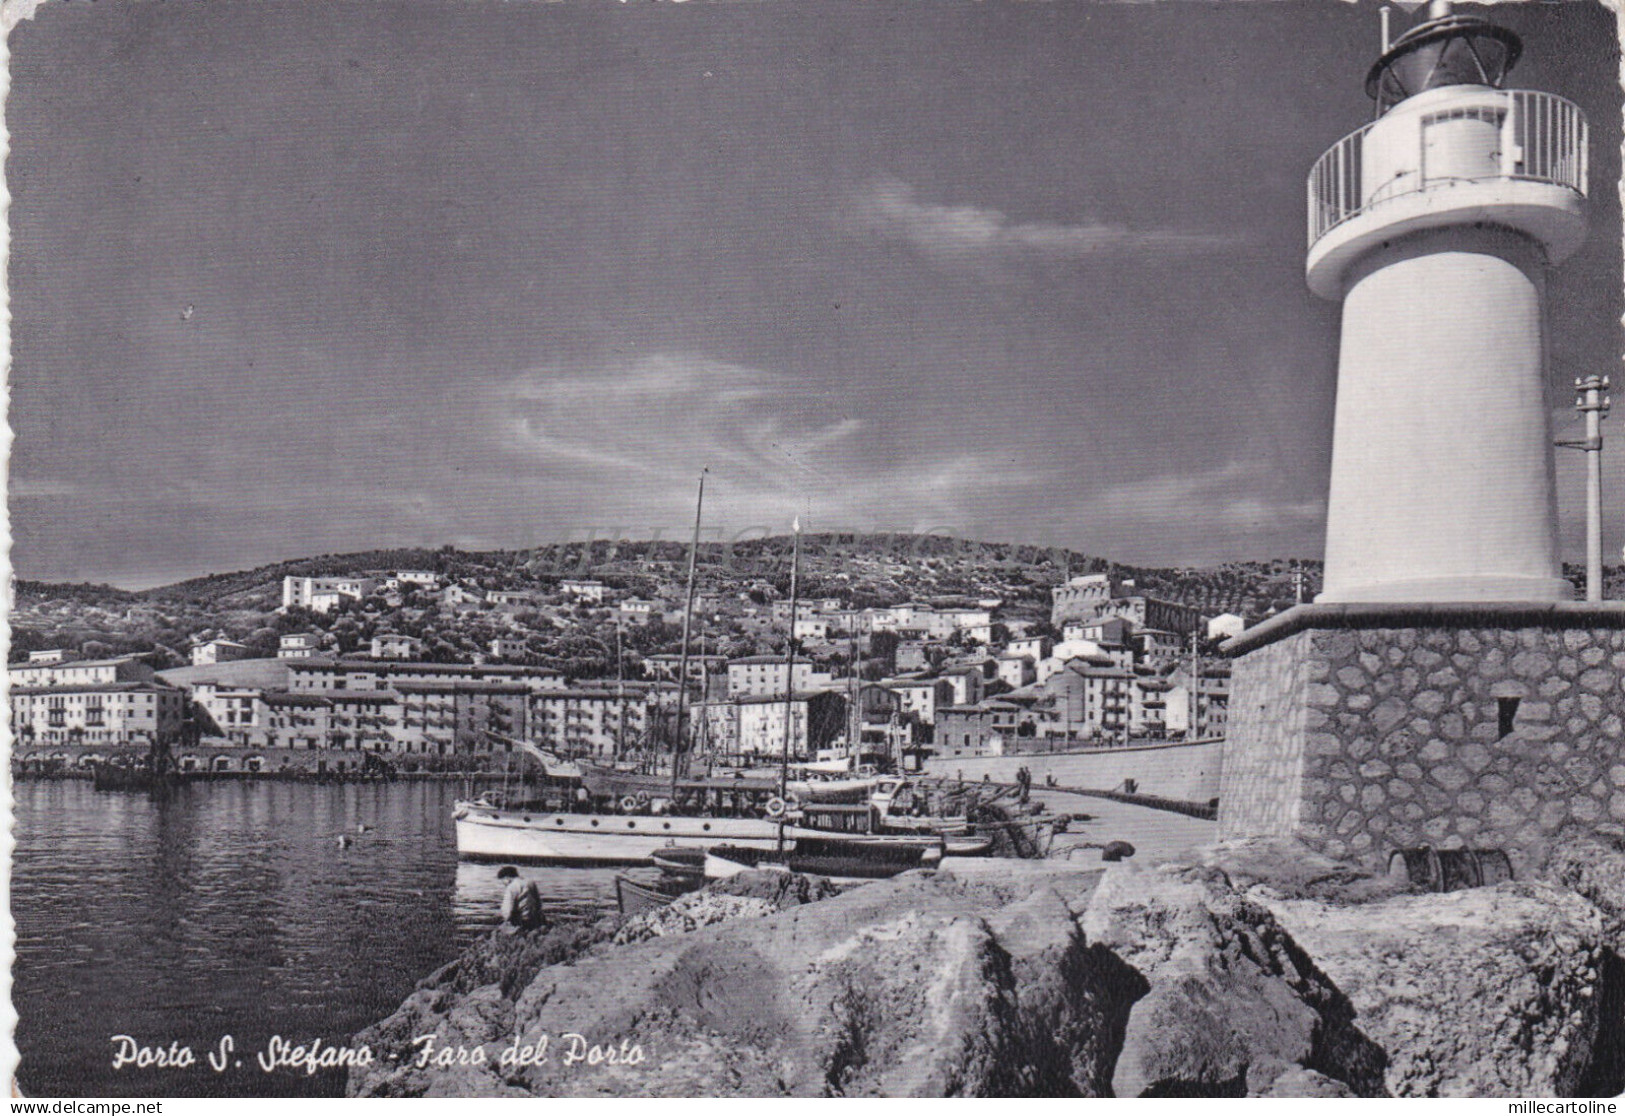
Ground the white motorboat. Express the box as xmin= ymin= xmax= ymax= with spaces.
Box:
xmin=453 ymin=800 xmax=788 ymax=865
xmin=453 ymin=798 xmax=991 ymax=866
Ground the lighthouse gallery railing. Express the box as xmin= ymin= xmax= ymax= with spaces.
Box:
xmin=1307 ymin=89 xmax=1588 ymax=247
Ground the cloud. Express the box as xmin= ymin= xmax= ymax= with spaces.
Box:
xmin=845 ymin=177 xmax=1238 ymax=263
xmin=1086 ymin=460 xmax=1325 ymax=531
xmin=10 ymin=478 xmax=85 ymax=498
xmin=491 ymin=352 xmax=1023 ymax=531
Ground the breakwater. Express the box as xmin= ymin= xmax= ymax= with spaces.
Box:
xmin=348 ymin=837 xmax=1625 ymax=1098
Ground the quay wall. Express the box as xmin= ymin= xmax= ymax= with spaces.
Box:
xmin=921 ymin=738 xmax=1223 ymax=803
xmin=11 ymin=742 xmax=506 ymax=777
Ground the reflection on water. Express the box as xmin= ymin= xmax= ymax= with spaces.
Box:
xmin=11 ymin=780 xmax=623 ymax=1098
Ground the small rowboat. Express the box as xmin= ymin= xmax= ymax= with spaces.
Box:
xmin=614 ymin=874 xmax=692 ymax=917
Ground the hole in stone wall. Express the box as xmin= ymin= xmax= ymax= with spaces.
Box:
xmin=1497 ymin=696 xmax=1520 ymax=739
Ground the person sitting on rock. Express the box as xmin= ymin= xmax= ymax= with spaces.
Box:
xmin=500 ymin=876 xmax=546 ymax=934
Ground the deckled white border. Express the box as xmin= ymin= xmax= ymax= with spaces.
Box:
xmin=0 ymin=0 xmax=1619 ymax=1107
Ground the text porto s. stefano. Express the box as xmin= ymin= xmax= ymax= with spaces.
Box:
xmin=110 ymin=1035 xmax=375 ymax=1075
xmin=110 ymin=1032 xmax=644 ymax=1074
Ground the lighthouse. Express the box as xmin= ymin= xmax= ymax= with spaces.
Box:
xmin=1217 ymin=5 xmax=1624 ymax=877
xmin=1308 ymin=0 xmax=1589 ymax=603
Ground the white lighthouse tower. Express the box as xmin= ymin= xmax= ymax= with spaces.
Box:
xmin=1309 ymin=1 xmax=1589 ymax=603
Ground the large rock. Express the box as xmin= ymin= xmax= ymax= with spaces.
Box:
xmin=1081 ymin=862 xmax=1384 ymax=1097
xmin=1258 ymin=881 xmax=1605 ymax=1096
xmin=351 ymin=868 xmax=1107 ymax=1097
xmin=1530 ymin=834 xmax=1625 ymax=1097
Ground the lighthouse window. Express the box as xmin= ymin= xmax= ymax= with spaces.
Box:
xmin=1497 ymin=697 xmax=1520 ymax=740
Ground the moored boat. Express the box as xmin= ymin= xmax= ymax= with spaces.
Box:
xmin=453 ymin=800 xmax=790 ymax=865
xmin=614 ymin=873 xmax=693 ymax=917
xmin=703 ymin=835 xmax=944 ymax=882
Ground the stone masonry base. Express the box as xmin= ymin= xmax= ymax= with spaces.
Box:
xmin=1219 ymin=603 xmax=1625 ymax=876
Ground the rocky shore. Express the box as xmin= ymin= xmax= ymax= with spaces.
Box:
xmin=349 ymin=839 xmax=1625 ymax=1098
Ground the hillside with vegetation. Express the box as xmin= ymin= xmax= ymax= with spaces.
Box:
xmin=11 ymin=533 xmax=1344 ymax=671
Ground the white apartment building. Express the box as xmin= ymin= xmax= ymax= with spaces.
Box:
xmin=725 ymin=656 xmax=834 ymax=698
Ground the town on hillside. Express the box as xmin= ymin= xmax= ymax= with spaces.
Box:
xmin=7 ymin=536 xmax=1318 ymax=778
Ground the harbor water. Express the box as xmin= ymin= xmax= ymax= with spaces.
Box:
xmin=11 ymin=779 xmax=634 ymax=1097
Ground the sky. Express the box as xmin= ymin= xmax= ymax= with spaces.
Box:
xmin=6 ymin=0 xmax=1621 ymax=589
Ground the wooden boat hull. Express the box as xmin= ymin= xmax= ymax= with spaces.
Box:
xmin=704 ymin=837 xmax=943 ymax=882
xmin=91 ymin=763 xmax=184 ymax=793
xmin=454 ymin=802 xmax=788 ymax=866
xmin=453 ymin=802 xmax=982 ymax=866
xmin=614 ymin=874 xmax=690 ymax=917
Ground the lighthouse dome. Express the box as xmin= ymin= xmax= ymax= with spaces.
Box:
xmin=1366 ymin=6 xmax=1521 ymax=113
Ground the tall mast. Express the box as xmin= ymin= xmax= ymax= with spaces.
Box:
xmin=778 ymin=518 xmax=802 ymax=853
xmin=848 ymin=624 xmax=859 ymax=762
xmin=670 ymin=469 xmax=706 ymax=800
xmin=613 ymin=617 xmax=625 ymax=761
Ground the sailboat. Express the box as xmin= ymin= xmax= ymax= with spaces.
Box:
xmin=453 ymin=502 xmax=991 ymax=866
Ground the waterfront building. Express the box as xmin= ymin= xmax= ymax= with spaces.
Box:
xmin=696 ymin=691 xmax=847 ymax=760
xmin=530 ymin=683 xmax=680 ymax=758
xmin=392 ymin=569 xmax=441 ymax=590
xmin=283 ymin=658 xmax=566 ymax=694
xmin=9 ymin=654 xmax=156 ymax=689
xmin=191 ymin=681 xmax=266 ymax=741
xmin=725 ymin=655 xmax=834 ymax=698
xmin=1043 ymin=658 xmax=1137 ymax=740
xmin=257 ymin=692 xmax=334 ymax=750
xmin=11 ymin=681 xmax=187 ymax=748
xmin=392 ymin=681 xmax=529 ymax=755
xmin=934 ymin=701 xmax=1024 ymax=758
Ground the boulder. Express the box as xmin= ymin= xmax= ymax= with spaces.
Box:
xmin=1081 ymin=862 xmax=1383 ymax=1097
xmin=1257 ymin=881 xmax=1606 ymax=1096
xmin=1521 ymin=833 xmax=1625 ymax=1098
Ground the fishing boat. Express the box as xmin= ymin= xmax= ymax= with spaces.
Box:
xmin=92 ymin=738 xmax=187 ymax=793
xmin=649 ymin=845 xmax=709 ymax=882
xmin=703 ymin=834 xmax=944 ymax=883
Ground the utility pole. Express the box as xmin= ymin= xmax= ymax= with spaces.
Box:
xmin=1560 ymin=376 xmax=1611 ymax=601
